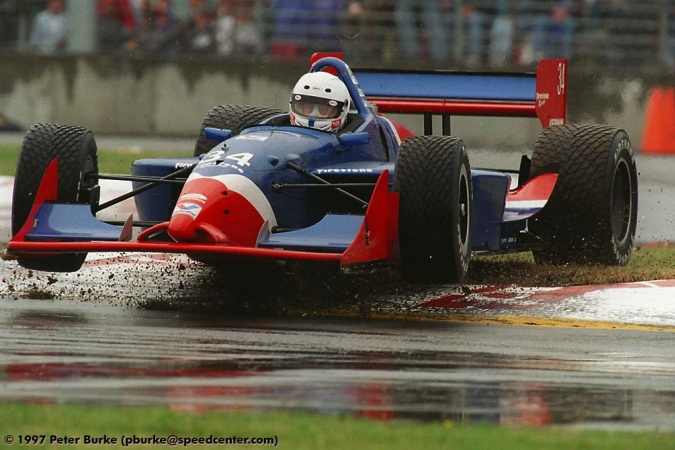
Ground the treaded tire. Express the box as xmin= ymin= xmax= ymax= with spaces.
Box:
xmin=194 ymin=105 xmax=285 ymax=156
xmin=395 ymin=136 xmax=472 ymax=282
xmin=11 ymin=123 xmax=99 ymax=272
xmin=529 ymin=124 xmax=638 ymax=265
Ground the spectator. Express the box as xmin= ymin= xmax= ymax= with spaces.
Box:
xmin=215 ymin=0 xmax=263 ymax=56
xmin=548 ymin=2 xmax=574 ymax=59
xmin=488 ymin=0 xmax=515 ymax=67
xmin=187 ymin=11 xmax=217 ymax=53
xmin=29 ymin=0 xmax=67 ymax=53
xmin=153 ymin=0 xmax=179 ymax=55
xmin=394 ymin=0 xmax=453 ymax=61
xmin=129 ymin=0 xmax=146 ymax=25
xmin=215 ymin=0 xmax=235 ymax=54
xmin=515 ymin=0 xmax=549 ymax=65
xmin=463 ymin=3 xmax=485 ymax=67
xmin=155 ymin=0 xmax=175 ymax=18
xmin=134 ymin=0 xmax=156 ymax=51
xmin=514 ymin=0 xmax=576 ymax=65
xmin=310 ymin=0 xmax=346 ymax=53
xmin=100 ymin=0 xmax=136 ymax=29
xmin=179 ymin=0 xmax=217 ymax=53
xmin=341 ymin=0 xmax=396 ymax=62
xmin=96 ymin=0 xmax=136 ymax=51
xmin=133 ymin=0 xmax=176 ymax=55
xmin=270 ymin=0 xmax=312 ymax=59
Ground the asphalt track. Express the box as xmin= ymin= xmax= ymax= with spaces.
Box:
xmin=1 ymin=134 xmax=675 ymax=429
xmin=1 ymin=296 xmax=674 ymax=429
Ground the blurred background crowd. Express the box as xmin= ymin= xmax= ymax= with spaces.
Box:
xmin=1 ymin=0 xmax=675 ymax=71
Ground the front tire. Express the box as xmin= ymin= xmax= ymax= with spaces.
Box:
xmin=11 ymin=123 xmax=99 ymax=272
xmin=395 ymin=136 xmax=472 ymax=282
xmin=529 ymin=124 xmax=638 ymax=265
xmin=194 ymin=105 xmax=285 ymax=156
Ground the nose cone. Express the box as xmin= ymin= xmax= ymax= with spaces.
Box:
xmin=168 ymin=174 xmax=277 ymax=246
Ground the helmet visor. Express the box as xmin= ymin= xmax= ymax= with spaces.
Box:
xmin=291 ymin=95 xmax=345 ymax=119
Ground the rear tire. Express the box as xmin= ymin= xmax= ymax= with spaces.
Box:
xmin=194 ymin=105 xmax=285 ymax=156
xmin=395 ymin=136 xmax=472 ymax=282
xmin=529 ymin=124 xmax=638 ymax=265
xmin=12 ymin=123 xmax=99 ymax=272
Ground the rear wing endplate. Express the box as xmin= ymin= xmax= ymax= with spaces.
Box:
xmin=352 ymin=59 xmax=567 ymax=129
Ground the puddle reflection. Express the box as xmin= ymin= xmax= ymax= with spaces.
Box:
xmin=1 ymin=299 xmax=673 ymax=430
xmin=1 ymin=357 xmax=651 ymax=428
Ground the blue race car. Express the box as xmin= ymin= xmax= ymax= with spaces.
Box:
xmin=7 ymin=55 xmax=638 ymax=282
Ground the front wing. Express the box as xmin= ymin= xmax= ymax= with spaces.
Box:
xmin=7 ymin=160 xmax=399 ymax=270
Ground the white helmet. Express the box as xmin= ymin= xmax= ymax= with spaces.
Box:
xmin=289 ymin=71 xmax=350 ymax=132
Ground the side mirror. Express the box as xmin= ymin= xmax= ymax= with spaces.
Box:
xmin=204 ymin=127 xmax=233 ymax=143
xmin=338 ymin=131 xmax=370 ymax=146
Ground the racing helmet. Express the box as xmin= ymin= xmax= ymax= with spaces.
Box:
xmin=289 ymin=71 xmax=350 ymax=132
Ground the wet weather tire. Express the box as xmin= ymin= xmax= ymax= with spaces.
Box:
xmin=11 ymin=123 xmax=99 ymax=272
xmin=395 ymin=136 xmax=472 ymax=282
xmin=529 ymin=124 xmax=638 ymax=265
xmin=194 ymin=105 xmax=285 ymax=156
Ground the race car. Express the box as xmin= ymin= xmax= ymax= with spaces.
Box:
xmin=6 ymin=55 xmax=638 ymax=282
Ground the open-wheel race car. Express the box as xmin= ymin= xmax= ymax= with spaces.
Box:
xmin=7 ymin=55 xmax=638 ymax=282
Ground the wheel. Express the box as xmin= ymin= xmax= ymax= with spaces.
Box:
xmin=394 ymin=136 xmax=472 ymax=282
xmin=529 ymin=124 xmax=638 ymax=265
xmin=11 ymin=123 xmax=99 ymax=272
xmin=193 ymin=105 xmax=285 ymax=156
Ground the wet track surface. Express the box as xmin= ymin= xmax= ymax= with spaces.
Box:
xmin=1 ymin=253 xmax=675 ymax=430
xmin=1 ymin=294 xmax=675 ymax=430
xmin=1 ymin=135 xmax=675 ymax=430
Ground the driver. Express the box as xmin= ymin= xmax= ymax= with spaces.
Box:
xmin=289 ymin=71 xmax=350 ymax=132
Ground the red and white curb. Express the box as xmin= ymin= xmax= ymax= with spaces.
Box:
xmin=414 ymin=282 xmax=675 ymax=328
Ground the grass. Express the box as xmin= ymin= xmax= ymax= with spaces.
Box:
xmin=97 ymin=148 xmax=190 ymax=174
xmin=466 ymin=245 xmax=675 ymax=287
xmin=0 ymin=143 xmax=187 ymax=176
xmin=0 ymin=403 xmax=673 ymax=450
xmin=0 ymin=143 xmax=20 ymax=176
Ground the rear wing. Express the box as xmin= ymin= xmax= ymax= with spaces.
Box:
xmin=354 ymin=59 xmax=567 ymax=128
xmin=352 ymin=59 xmax=567 ymax=131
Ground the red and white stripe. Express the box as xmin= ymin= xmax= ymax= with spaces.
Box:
xmin=168 ymin=173 xmax=277 ymax=246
